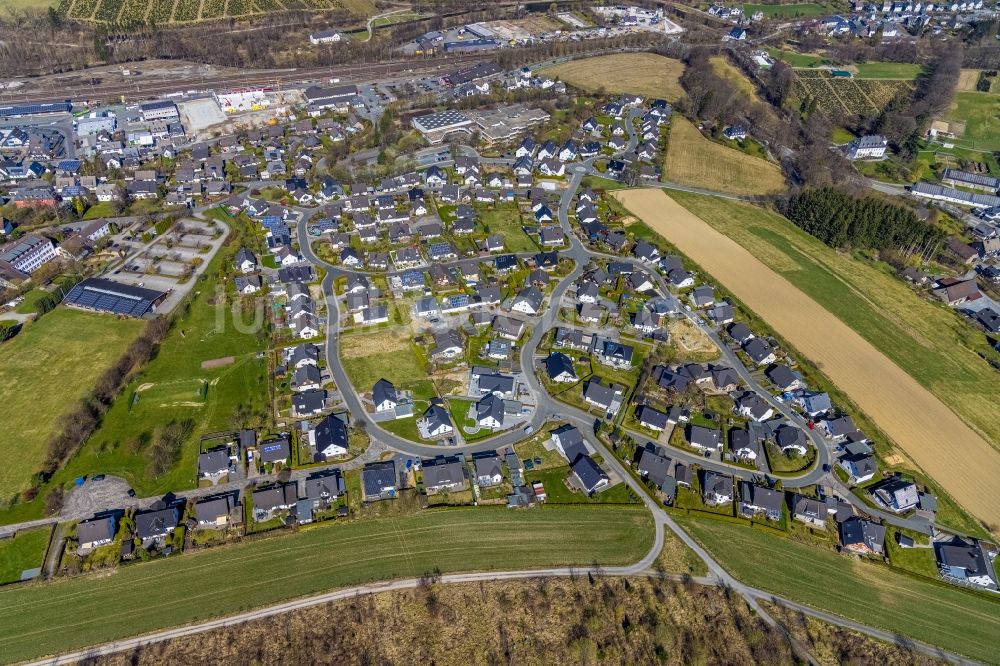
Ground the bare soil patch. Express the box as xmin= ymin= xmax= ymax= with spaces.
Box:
xmin=614 ymin=188 xmax=1000 ymax=530
xmin=200 ymin=356 xmax=234 ymax=369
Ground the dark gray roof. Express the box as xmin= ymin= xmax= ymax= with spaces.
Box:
xmin=362 ymin=461 xmax=396 ymax=497
xmin=422 ymin=455 xmax=465 ymax=488
xmin=258 ymin=436 xmax=291 ymax=463
xmin=195 ymin=496 xmax=233 ymax=523
xmin=839 ymin=517 xmax=885 ymax=552
xmin=473 ymin=453 xmax=502 ymax=479
xmin=583 ymin=378 xmax=616 ymax=408
xmin=373 ymin=378 xmax=397 ymax=406
xmin=476 ymin=393 xmax=505 ymax=425
xmin=135 ymin=507 xmax=178 ymax=539
xmin=571 ymin=454 xmax=608 ymax=493
xmin=688 ymin=425 xmax=720 ymax=449
xmin=292 ymin=390 xmax=326 ymax=414
xmin=479 ymin=373 xmax=514 ymax=395
xmin=252 ymin=484 xmax=297 ymax=512
xmin=312 ymin=414 xmax=348 ymax=452
xmin=637 ymin=445 xmax=671 ymax=487
xmin=198 ymin=448 xmax=229 ymax=475
xmin=552 ymin=424 xmax=587 ymax=462
xmin=545 ymin=352 xmax=576 ymax=380
xmin=77 ymin=516 xmax=116 ymax=544
xmin=740 ymin=482 xmax=783 ymax=514
xmin=636 ymin=405 xmax=668 ymax=429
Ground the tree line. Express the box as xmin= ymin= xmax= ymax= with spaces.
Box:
xmin=778 ymin=188 xmax=944 ymax=257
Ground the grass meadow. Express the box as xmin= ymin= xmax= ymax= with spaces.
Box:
xmin=0 ymin=505 xmax=654 ymax=663
xmin=0 ymin=310 xmax=143 ymax=498
xmin=675 ymin=516 xmax=1000 ymax=664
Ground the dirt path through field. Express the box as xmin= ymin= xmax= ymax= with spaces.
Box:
xmin=614 ymin=188 xmax=1000 ymax=530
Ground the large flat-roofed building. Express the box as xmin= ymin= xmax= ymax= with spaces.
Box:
xmin=139 ymin=100 xmax=179 ymax=122
xmin=303 ymin=85 xmax=359 ymax=112
xmin=64 ymin=277 xmax=167 ymax=317
xmin=0 ymin=101 xmax=72 ymax=118
xmin=412 ymin=109 xmax=473 ymax=144
xmin=0 ymin=234 xmax=56 ymax=275
xmin=470 ymin=105 xmax=550 ymax=143
xmin=941 ymin=168 xmax=1000 ymax=193
xmin=910 ymin=182 xmax=1000 ymax=209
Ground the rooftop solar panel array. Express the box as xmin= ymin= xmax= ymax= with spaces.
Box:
xmin=65 ymin=278 xmax=165 ymax=317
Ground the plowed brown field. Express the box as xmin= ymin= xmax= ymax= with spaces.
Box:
xmin=614 ymin=188 xmax=1000 ymax=530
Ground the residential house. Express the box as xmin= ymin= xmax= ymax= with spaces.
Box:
xmin=545 ymin=352 xmax=578 ymax=383
xmin=839 ymin=517 xmax=886 ymax=555
xmin=372 ymin=379 xmax=397 ymax=412
xmin=77 ymin=516 xmax=117 ymax=550
xmin=702 ymin=471 xmax=733 ymax=505
xmin=687 ymin=425 xmax=721 ymax=452
xmin=422 ymin=455 xmax=467 ymax=493
xmin=135 ymin=507 xmax=179 ymax=544
xmin=361 ymin=461 xmax=397 ymax=501
xmin=473 ymin=453 xmax=503 ymax=487
xmin=739 ymin=482 xmax=783 ymax=521
xmin=309 ymin=414 xmax=349 ymax=459
xmin=571 ymin=454 xmax=609 ymax=495
xmin=252 ymin=484 xmax=297 ymax=520
xmin=419 ymin=403 xmax=454 ymax=438
xmin=792 ymin=494 xmax=826 ymax=528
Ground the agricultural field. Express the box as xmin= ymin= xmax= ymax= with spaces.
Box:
xmin=675 ymin=516 xmax=1000 ymax=664
xmin=664 ymin=117 xmax=786 ymax=195
xmin=0 ymin=527 xmax=52 ymax=585
xmin=613 ymin=188 xmax=1000 ymax=532
xmin=744 ymin=2 xmax=826 ymax=17
xmin=52 ymin=244 xmax=268 ymax=498
xmin=2 ymin=0 xmax=58 ymax=10
xmin=0 ymin=505 xmax=654 ymax=663
xmin=793 ymin=70 xmax=912 ymax=117
xmin=61 ymin=0 xmax=375 ymax=23
xmin=540 ymin=53 xmax=685 ymax=102
xmin=941 ymin=91 xmax=1000 ymax=152
xmin=0 ymin=310 xmax=143 ymax=499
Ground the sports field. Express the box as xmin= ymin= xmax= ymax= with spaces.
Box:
xmin=0 ymin=505 xmax=654 ymax=663
xmin=614 ymin=188 xmax=1000 ymax=530
xmin=675 ymin=516 xmax=1000 ymax=664
xmin=664 ymin=117 xmax=786 ymax=195
xmin=540 ymin=53 xmax=685 ymax=102
xmin=943 ymin=91 xmax=1000 ymax=151
xmin=0 ymin=310 xmax=143 ymax=498
xmin=852 ymin=61 xmax=923 ymax=79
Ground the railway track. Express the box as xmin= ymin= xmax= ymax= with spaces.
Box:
xmin=0 ymin=53 xmax=488 ymax=106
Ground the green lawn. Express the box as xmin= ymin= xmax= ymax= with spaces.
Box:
xmin=854 ymin=62 xmax=924 ymax=79
xmin=669 ymin=192 xmax=1000 ymax=458
xmin=0 ymin=527 xmax=51 ymax=584
xmin=830 ymin=127 xmax=855 ymax=144
xmin=478 ymin=206 xmax=537 ymax=253
xmin=53 ymin=239 xmax=268 ymax=498
xmin=0 ymin=310 xmax=143 ymax=498
xmin=0 ymin=506 xmax=654 ymax=663
xmin=82 ymin=201 xmax=118 ymax=220
xmin=945 ymin=91 xmax=1000 ymax=151
xmin=885 ymin=527 xmax=938 ymax=578
xmin=523 ymin=466 xmax=638 ymax=504
xmin=674 ymin=516 xmax=1000 ymax=664
xmin=13 ymin=288 xmax=53 ymax=314
xmin=744 ymin=3 xmax=826 ymax=17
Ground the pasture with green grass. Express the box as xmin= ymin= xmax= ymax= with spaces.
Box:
xmin=0 ymin=310 xmax=143 ymax=498
xmin=0 ymin=505 xmax=654 ymax=663
xmin=0 ymin=527 xmax=52 ymax=584
xmin=675 ymin=516 xmax=1000 ymax=664
xmin=765 ymin=48 xmax=826 ymax=68
xmin=669 ymin=192 xmax=1000 ymax=456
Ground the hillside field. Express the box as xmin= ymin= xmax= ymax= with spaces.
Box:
xmin=60 ymin=0 xmax=376 ymax=24
xmin=0 ymin=505 xmax=654 ymax=663
xmin=675 ymin=516 xmax=1000 ymax=665
xmin=614 ymin=188 xmax=1000 ymax=533
xmin=0 ymin=309 xmax=143 ymax=499
xmin=943 ymin=91 xmax=1000 ymax=151
xmin=664 ymin=116 xmax=786 ymax=195
xmin=540 ymin=53 xmax=686 ymax=102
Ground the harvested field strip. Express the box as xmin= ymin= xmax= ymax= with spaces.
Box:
xmin=664 ymin=117 xmax=786 ymax=195
xmin=613 ymin=188 xmax=1000 ymax=530
xmin=0 ymin=506 xmax=654 ymax=663
xmin=539 ymin=53 xmax=685 ymax=102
